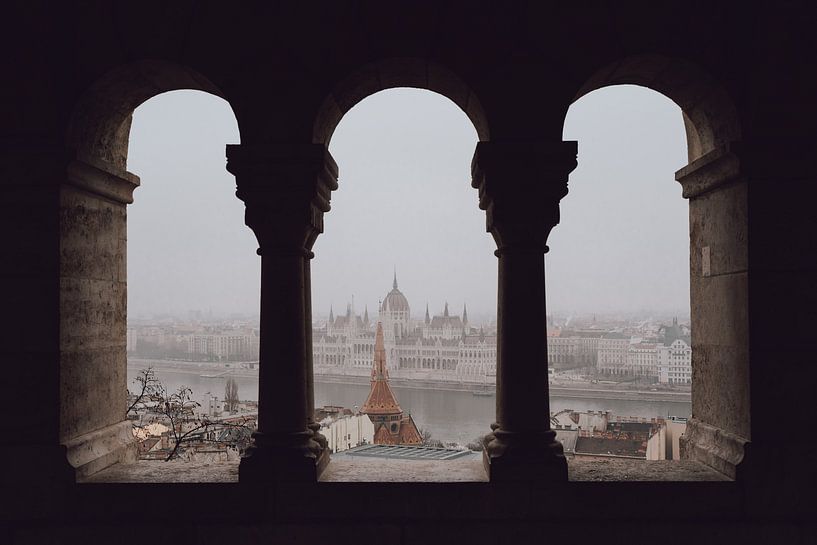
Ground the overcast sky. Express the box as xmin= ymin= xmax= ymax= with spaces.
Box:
xmin=126 ymin=86 xmax=688 ymax=322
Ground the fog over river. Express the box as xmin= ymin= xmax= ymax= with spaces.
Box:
xmin=128 ymin=363 xmax=691 ymax=445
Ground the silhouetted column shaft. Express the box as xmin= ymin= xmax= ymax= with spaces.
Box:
xmin=257 ymin=250 xmax=309 ymax=434
xmin=472 ymin=140 xmax=577 ymax=482
xmin=227 ymin=144 xmax=337 ymax=482
xmin=304 ymin=255 xmax=328 ymax=453
xmin=496 ymin=248 xmax=549 ymax=430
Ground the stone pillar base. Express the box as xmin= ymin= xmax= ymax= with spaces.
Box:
xmin=483 ymin=429 xmax=568 ymax=482
xmin=309 ymin=423 xmax=329 ymax=451
xmin=63 ymin=420 xmax=138 ymax=480
xmin=238 ymin=432 xmax=329 ymax=483
xmin=679 ymin=418 xmax=747 ymax=479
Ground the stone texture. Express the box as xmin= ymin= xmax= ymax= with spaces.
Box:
xmin=84 ymin=457 xmax=726 ymax=484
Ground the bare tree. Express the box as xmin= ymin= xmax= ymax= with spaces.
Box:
xmin=127 ymin=369 xmax=254 ymax=461
xmin=127 ymin=367 xmax=162 ymax=416
xmin=419 ymin=427 xmax=444 ymax=448
xmin=224 ymin=376 xmax=239 ymax=412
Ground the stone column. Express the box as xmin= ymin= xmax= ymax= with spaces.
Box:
xmin=304 ymin=254 xmax=329 ymax=454
xmin=675 ymin=142 xmax=750 ymax=479
xmin=60 ymin=157 xmax=141 ymax=479
xmin=227 ymin=143 xmax=337 ymax=482
xmin=471 ymin=140 xmax=577 ymax=482
xmin=1 ymin=146 xmax=139 ymax=490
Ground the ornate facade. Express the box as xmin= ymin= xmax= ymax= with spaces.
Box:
xmin=312 ymin=275 xmax=497 ymax=383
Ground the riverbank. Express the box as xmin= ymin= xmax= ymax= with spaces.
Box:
xmin=312 ymin=372 xmax=690 ymax=403
xmin=128 ymin=358 xmax=691 ymax=403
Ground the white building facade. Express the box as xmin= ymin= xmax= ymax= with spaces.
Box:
xmin=657 ymin=338 xmax=692 ymax=384
xmin=313 ymin=276 xmax=496 ymax=383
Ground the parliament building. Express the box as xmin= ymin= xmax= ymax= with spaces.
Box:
xmin=313 ymin=274 xmax=497 ymax=382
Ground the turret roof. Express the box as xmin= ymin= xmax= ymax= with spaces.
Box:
xmin=361 ymin=323 xmax=404 ymax=415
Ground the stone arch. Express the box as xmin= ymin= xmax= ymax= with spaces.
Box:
xmin=58 ymin=61 xmax=242 ymax=478
xmin=563 ymin=54 xmax=750 ymax=479
xmin=66 ymin=59 xmax=239 ymax=172
xmin=570 ymin=54 xmax=741 ymax=161
xmin=312 ymin=58 xmax=490 ymax=145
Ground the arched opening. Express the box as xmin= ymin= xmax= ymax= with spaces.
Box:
xmin=125 ymin=90 xmax=256 ymax=463
xmin=557 ymin=59 xmax=747 ymax=477
xmin=60 ymin=62 xmax=244 ymax=478
xmin=310 ymin=87 xmax=496 ymax=458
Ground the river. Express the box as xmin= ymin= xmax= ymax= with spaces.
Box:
xmin=128 ymin=362 xmax=691 ymax=445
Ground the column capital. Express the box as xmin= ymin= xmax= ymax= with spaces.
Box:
xmin=675 ymin=142 xmax=742 ymax=199
xmin=226 ymin=143 xmax=339 ymax=254
xmin=471 ymin=140 xmax=577 ymax=250
xmin=66 ymin=158 xmax=141 ymax=204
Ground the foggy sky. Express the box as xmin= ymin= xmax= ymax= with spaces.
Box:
xmin=126 ymin=86 xmax=688 ymax=322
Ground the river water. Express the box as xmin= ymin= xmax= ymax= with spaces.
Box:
xmin=128 ymin=362 xmax=691 ymax=445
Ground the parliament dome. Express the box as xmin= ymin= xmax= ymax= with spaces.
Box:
xmin=382 ymin=273 xmax=410 ymax=313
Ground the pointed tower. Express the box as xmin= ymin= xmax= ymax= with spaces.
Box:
xmin=425 ymin=303 xmax=430 ymax=325
xmin=393 ymin=267 xmax=398 ymax=290
xmin=444 ymin=301 xmax=449 ymax=318
xmin=462 ymin=303 xmax=468 ymax=326
xmin=361 ymin=323 xmax=422 ymax=445
xmin=329 ymin=305 xmax=334 ymax=323
xmin=363 ymin=305 xmax=369 ymax=325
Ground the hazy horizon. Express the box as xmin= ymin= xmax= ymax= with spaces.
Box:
xmin=126 ymin=86 xmax=689 ymax=321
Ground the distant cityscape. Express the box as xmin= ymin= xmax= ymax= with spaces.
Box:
xmin=127 ymin=275 xmax=692 ymax=387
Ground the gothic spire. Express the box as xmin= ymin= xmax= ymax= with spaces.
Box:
xmin=364 ymin=305 xmax=369 ymax=324
xmin=361 ymin=322 xmax=403 ymax=415
xmin=444 ymin=301 xmax=449 ymax=318
xmin=462 ymin=303 xmax=468 ymax=325
xmin=425 ymin=303 xmax=430 ymax=324
xmin=373 ymin=322 xmax=387 ymax=379
xmin=393 ymin=267 xmax=398 ymax=289
xmin=329 ymin=305 xmax=334 ymax=323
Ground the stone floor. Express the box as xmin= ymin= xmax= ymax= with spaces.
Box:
xmin=82 ymin=453 xmax=729 ymax=483
xmin=321 ymin=451 xmax=488 ymax=482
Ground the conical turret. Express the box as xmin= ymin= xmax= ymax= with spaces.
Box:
xmin=462 ymin=303 xmax=468 ymax=326
xmin=425 ymin=303 xmax=430 ymax=324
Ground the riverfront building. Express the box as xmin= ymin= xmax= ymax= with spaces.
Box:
xmin=312 ymin=276 xmax=692 ymax=385
xmin=313 ymin=275 xmax=497 ymax=383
